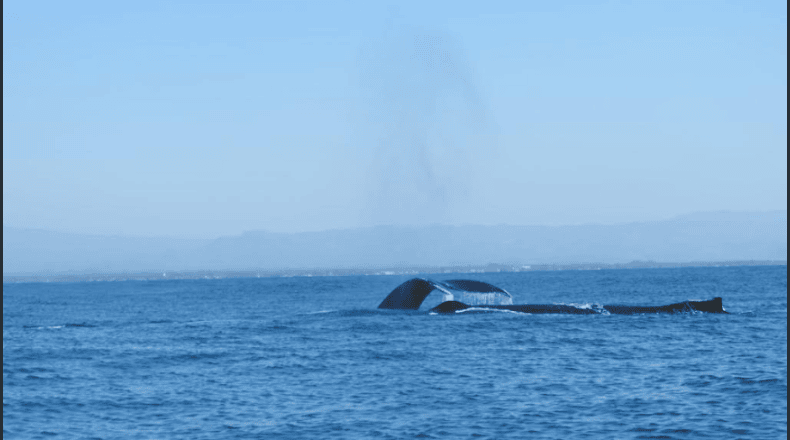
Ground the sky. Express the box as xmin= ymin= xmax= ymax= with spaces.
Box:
xmin=3 ymin=0 xmax=787 ymax=238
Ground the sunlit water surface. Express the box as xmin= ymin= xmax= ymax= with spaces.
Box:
xmin=3 ymin=266 xmax=787 ymax=439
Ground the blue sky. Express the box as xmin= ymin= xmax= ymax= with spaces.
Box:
xmin=3 ymin=0 xmax=787 ymax=237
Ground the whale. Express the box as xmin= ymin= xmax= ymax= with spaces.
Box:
xmin=378 ymin=278 xmax=727 ymax=314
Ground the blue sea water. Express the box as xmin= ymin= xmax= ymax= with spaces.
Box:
xmin=3 ymin=265 xmax=787 ymax=439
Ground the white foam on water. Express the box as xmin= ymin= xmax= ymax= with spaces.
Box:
xmin=558 ymin=302 xmax=609 ymax=314
xmin=562 ymin=302 xmax=594 ymax=309
xmin=456 ymin=307 xmax=531 ymax=316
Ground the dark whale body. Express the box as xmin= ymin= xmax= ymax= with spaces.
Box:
xmin=378 ymin=278 xmax=727 ymax=314
xmin=430 ymin=297 xmax=727 ymax=314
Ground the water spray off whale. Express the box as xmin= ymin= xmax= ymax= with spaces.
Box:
xmin=378 ymin=278 xmax=728 ymax=314
xmin=358 ymin=27 xmax=490 ymax=228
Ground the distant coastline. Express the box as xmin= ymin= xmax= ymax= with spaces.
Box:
xmin=3 ymin=260 xmax=785 ymax=284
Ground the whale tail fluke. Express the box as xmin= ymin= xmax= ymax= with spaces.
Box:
xmin=378 ymin=278 xmax=437 ymax=310
xmin=377 ymin=278 xmax=512 ymax=310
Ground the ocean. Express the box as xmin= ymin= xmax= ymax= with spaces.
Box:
xmin=3 ymin=265 xmax=787 ymax=439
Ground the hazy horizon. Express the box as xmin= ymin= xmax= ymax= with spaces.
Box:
xmin=4 ymin=1 xmax=787 ymax=239
xmin=3 ymin=208 xmax=788 ymax=240
xmin=4 ymin=210 xmax=786 ymax=275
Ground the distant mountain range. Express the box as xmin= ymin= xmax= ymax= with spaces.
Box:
xmin=3 ymin=211 xmax=786 ymax=275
